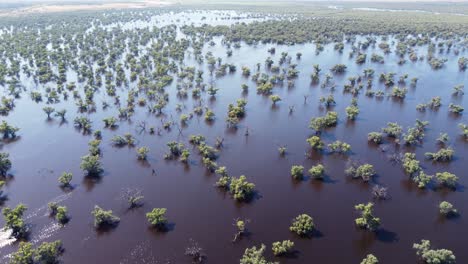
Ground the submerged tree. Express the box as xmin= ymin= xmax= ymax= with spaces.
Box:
xmin=354 ymin=202 xmax=380 ymax=231
xmin=92 ymin=206 xmax=120 ymax=228
xmin=367 ymin=132 xmax=383 ymax=144
xmin=0 ymin=152 xmax=12 ymax=176
xmin=360 ymin=254 xmax=379 ymax=264
xmin=232 ymin=218 xmax=248 ymax=242
xmin=291 ymin=165 xmax=304 ymax=180
xmin=439 ymin=201 xmax=458 ymax=217
xmin=272 ymin=240 xmax=294 ymax=256
xmin=307 ymin=136 xmax=324 ymax=150
xmin=0 ymin=120 xmax=19 ymax=139
xmin=425 ymin=147 xmax=454 ymax=162
xmin=42 ymin=106 xmax=55 ymax=119
xmin=382 ymin=122 xmax=402 ymax=138
xmin=435 ymin=172 xmax=458 ymax=189
xmin=413 ymin=240 xmax=455 ymax=264
xmin=229 ymin=175 xmax=255 ymax=202
xmin=290 ymin=214 xmax=314 ymax=236
xmin=146 ymin=208 xmax=168 ymax=230
xmin=80 ymin=155 xmax=103 ymax=176
xmin=328 ymin=141 xmax=351 ymax=154
xmin=10 ymin=240 xmax=63 ymax=264
xmin=136 ymin=146 xmax=150 ymax=160
xmin=309 ymin=112 xmax=338 ymax=133
xmin=346 ymin=162 xmax=376 ymax=182
xmin=269 ymin=95 xmax=281 ymax=105
xmin=2 ymin=204 xmax=28 ymax=238
xmin=240 ymin=244 xmax=277 ymax=264
xmin=309 ymin=164 xmax=325 ymax=179
xmin=58 ymin=172 xmax=73 ymax=187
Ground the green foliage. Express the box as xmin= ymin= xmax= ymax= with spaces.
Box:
xmin=2 ymin=204 xmax=28 ymax=238
xmin=229 ymin=175 xmax=255 ymax=201
xmin=146 ymin=208 xmax=168 ymax=229
xmin=216 ymin=176 xmax=231 ymax=189
xmin=328 ymin=140 xmax=351 ymax=153
xmin=136 ymin=146 xmax=149 ymax=160
xmin=73 ymin=116 xmax=92 ymax=132
xmin=435 ymin=172 xmax=458 ymax=189
xmin=355 ymin=202 xmax=380 ymax=231
xmin=227 ymin=99 xmax=247 ymax=127
xmin=54 ymin=206 xmax=69 ymax=224
xmin=459 ymin=123 xmax=468 ymax=138
xmin=290 ymin=214 xmax=314 ymax=236
xmin=205 ymin=109 xmax=215 ymax=121
xmin=80 ymin=155 xmax=103 ymax=176
xmin=309 ymin=164 xmax=325 ymax=179
xmin=269 ymin=94 xmax=281 ymax=105
xmin=42 ymin=106 xmax=55 ymax=118
xmin=402 ymin=153 xmax=421 ymax=176
xmin=278 ymin=146 xmax=287 ymax=156
xmin=240 ymin=244 xmax=277 ymax=264
xmin=91 ymin=205 xmax=120 ymax=228
xmin=403 ymin=121 xmax=427 ymax=145
xmin=35 ymin=240 xmax=63 ymax=264
xmin=58 ymin=172 xmax=72 ymax=187
xmin=414 ymin=171 xmax=433 ymax=189
xmin=189 ymin=135 xmax=206 ymax=146
xmin=346 ymin=105 xmax=360 ymax=120
xmin=382 ymin=122 xmax=402 ymax=138
xmin=165 ymin=141 xmax=185 ymax=159
xmin=390 ymin=87 xmax=407 ymax=99
xmin=346 ymin=163 xmax=375 ymax=182
xmin=330 ymin=64 xmax=347 ymax=73
xmin=319 ymin=95 xmax=335 ymax=107
xmin=0 ymin=152 xmax=12 ymax=176
xmin=439 ymin=201 xmax=457 ymax=217
xmin=367 ymin=132 xmax=383 ymax=144
xmin=307 ymin=136 xmax=324 ymax=150
xmin=413 ymin=240 xmax=455 ymax=264
xmin=11 ymin=241 xmax=63 ymax=264
xmin=425 ymin=147 xmax=454 ymax=162
xmin=103 ymin=117 xmax=117 ymax=127
xmin=272 ymin=240 xmax=294 ymax=256
xmin=10 ymin=242 xmax=34 ymax=264
xmin=257 ymin=82 xmax=273 ymax=95
xmin=88 ymin=139 xmax=101 ymax=156
xmin=54 ymin=109 xmax=67 ymax=120
xmin=361 ymin=254 xmax=379 ymax=264
xmin=0 ymin=120 xmax=19 ymax=138
xmin=291 ymin=165 xmax=304 ymax=180
xmin=111 ymin=134 xmax=135 ymax=146
xmin=309 ymin=112 xmax=338 ymax=132
xmin=449 ymin=103 xmax=464 ymax=114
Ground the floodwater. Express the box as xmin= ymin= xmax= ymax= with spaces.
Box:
xmin=0 ymin=10 xmax=467 ymax=264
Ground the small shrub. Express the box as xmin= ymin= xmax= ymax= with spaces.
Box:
xmin=309 ymin=164 xmax=325 ymax=179
xmin=291 ymin=165 xmax=304 ymax=180
xmin=355 ymin=202 xmax=380 ymax=231
xmin=92 ymin=205 xmax=120 ymax=228
xmin=272 ymin=240 xmax=294 ymax=256
xmin=439 ymin=201 xmax=458 ymax=217
xmin=146 ymin=208 xmax=168 ymax=230
xmin=413 ymin=239 xmax=455 ymax=264
xmin=290 ymin=214 xmax=314 ymax=236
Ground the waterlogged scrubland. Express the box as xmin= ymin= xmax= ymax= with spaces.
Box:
xmin=0 ymin=7 xmax=466 ymax=264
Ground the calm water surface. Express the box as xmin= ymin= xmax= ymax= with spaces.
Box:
xmin=0 ymin=10 xmax=467 ymax=264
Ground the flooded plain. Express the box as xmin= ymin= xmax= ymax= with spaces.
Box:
xmin=0 ymin=10 xmax=467 ymax=264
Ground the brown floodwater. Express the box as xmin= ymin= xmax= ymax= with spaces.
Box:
xmin=0 ymin=10 xmax=467 ymax=264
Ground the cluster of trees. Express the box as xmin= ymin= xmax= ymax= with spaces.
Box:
xmin=10 ymin=240 xmax=63 ymax=264
xmin=0 ymin=5 xmax=464 ymax=263
xmin=216 ymin=175 xmax=256 ymax=202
